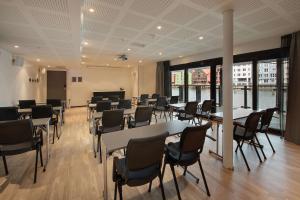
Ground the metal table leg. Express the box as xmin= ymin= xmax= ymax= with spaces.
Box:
xmin=209 ymin=121 xmax=223 ymax=160
xmin=102 ymin=141 xmax=108 ymax=200
xmin=43 ymin=122 xmax=50 ymax=171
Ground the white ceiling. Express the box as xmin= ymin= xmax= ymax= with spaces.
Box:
xmin=0 ymin=0 xmax=299 ymax=68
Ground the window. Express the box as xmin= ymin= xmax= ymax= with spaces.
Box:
xmin=188 ymin=67 xmax=210 ymax=102
xmin=171 ymin=70 xmax=185 ymax=102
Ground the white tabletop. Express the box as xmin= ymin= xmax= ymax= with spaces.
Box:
xmin=88 ymin=102 xmax=119 ymax=108
xmin=93 ymin=108 xmax=136 ymax=119
xmin=18 ymin=106 xmax=62 ymax=114
xmin=32 ymin=118 xmax=50 ymax=126
xmin=102 ymin=121 xmax=193 ymax=153
xmin=211 ymin=108 xmax=260 ymax=120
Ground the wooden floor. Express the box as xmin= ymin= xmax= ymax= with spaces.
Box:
xmin=1 ymin=107 xmax=300 ymax=200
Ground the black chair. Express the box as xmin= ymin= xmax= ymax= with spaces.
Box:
xmin=47 ymin=99 xmax=64 ymax=122
xmin=177 ymin=101 xmax=198 ymax=124
xmin=233 ymin=112 xmax=263 ymax=171
xmin=151 ymin=93 xmax=160 ymax=99
xmin=96 ymin=100 xmax=112 ymax=112
xmin=257 ymin=107 xmax=278 ymax=153
xmin=0 ymin=107 xmax=19 ymax=121
xmin=153 ymin=96 xmax=169 ymax=122
xmin=91 ymin=96 xmax=103 ymax=104
xmin=19 ymin=100 xmax=36 ymax=109
xmin=117 ymin=99 xmax=132 ymax=109
xmin=162 ymin=122 xmax=212 ymax=199
xmin=138 ymin=94 xmax=149 ymax=105
xmin=196 ymin=100 xmax=213 ymax=125
xmin=32 ymin=105 xmax=59 ymax=144
xmin=109 ymin=95 xmax=120 ymax=102
xmin=113 ymin=132 xmax=168 ymax=200
xmin=128 ymin=106 xmax=153 ymax=128
xmin=96 ymin=109 xmax=125 ymax=163
xmin=170 ymin=96 xmax=179 ymax=104
xmin=0 ymin=119 xmax=43 ymax=183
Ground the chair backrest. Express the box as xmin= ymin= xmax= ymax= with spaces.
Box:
xmin=109 ymin=95 xmax=120 ymax=102
xmin=185 ymin=101 xmax=198 ymax=115
xmin=140 ymin=94 xmax=149 ymax=102
xmin=170 ymin=96 xmax=179 ymax=104
xmin=180 ymin=122 xmax=211 ymax=155
xmin=151 ymin=93 xmax=160 ymax=99
xmin=91 ymin=96 xmax=103 ymax=104
xmin=32 ymin=105 xmax=53 ymax=119
xmin=19 ymin=100 xmax=36 ymax=109
xmin=126 ymin=132 xmax=168 ymax=171
xmin=0 ymin=107 xmax=19 ymax=121
xmin=201 ymin=100 xmax=213 ymax=113
xmin=96 ymin=100 xmax=112 ymax=112
xmin=102 ymin=109 xmax=124 ymax=129
xmin=260 ymin=107 xmax=277 ymax=129
xmin=135 ymin=106 xmax=153 ymax=125
xmin=0 ymin=119 xmax=33 ymax=145
xmin=156 ymin=96 xmax=168 ymax=107
xmin=244 ymin=112 xmax=262 ymax=133
xmin=46 ymin=99 xmax=62 ymax=107
xmin=117 ymin=99 xmax=132 ymax=109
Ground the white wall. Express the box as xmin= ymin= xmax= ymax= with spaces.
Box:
xmin=68 ymin=67 xmax=136 ymax=107
xmin=0 ymin=48 xmax=45 ymax=106
xmin=138 ymin=62 xmax=156 ymax=95
xmin=171 ymin=36 xmax=281 ymax=66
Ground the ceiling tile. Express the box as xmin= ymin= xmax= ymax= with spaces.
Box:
xmin=163 ymin=3 xmax=201 ymax=25
xmin=42 ymin=29 xmax=72 ymax=41
xmin=83 ymin=2 xmax=120 ymax=23
xmin=190 ymin=0 xmax=225 ymax=9
xmin=237 ymin=7 xmax=278 ymax=26
xmin=22 ymin=0 xmax=69 ymax=13
xmin=111 ymin=27 xmax=139 ymax=39
xmin=278 ymin=0 xmax=300 ymax=13
xmin=146 ymin=22 xmax=179 ymax=36
xmin=83 ymin=19 xmax=111 ymax=34
xmin=253 ymin=18 xmax=290 ymax=32
xmin=130 ymin=0 xmax=175 ymax=17
xmin=169 ymin=28 xmax=198 ymax=40
xmin=188 ymin=14 xmax=221 ymax=31
xmin=0 ymin=3 xmax=29 ymax=24
xmin=119 ymin=13 xmax=152 ymax=30
xmin=86 ymin=0 xmax=126 ymax=7
xmin=233 ymin=0 xmax=265 ymax=16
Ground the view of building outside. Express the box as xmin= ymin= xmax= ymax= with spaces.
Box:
xmin=188 ymin=67 xmax=210 ymax=101
xmin=171 ymin=70 xmax=185 ymax=102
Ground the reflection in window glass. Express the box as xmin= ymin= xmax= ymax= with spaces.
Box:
xmin=233 ymin=62 xmax=252 ymax=108
xmin=188 ymin=67 xmax=210 ymax=102
xmin=171 ymin=70 xmax=185 ymax=102
xmin=258 ymin=59 xmax=277 ymax=110
xmin=216 ymin=65 xmax=222 ymax=107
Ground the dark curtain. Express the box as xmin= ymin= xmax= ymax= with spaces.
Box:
xmin=156 ymin=61 xmax=170 ymax=96
xmin=285 ymin=31 xmax=300 ymax=144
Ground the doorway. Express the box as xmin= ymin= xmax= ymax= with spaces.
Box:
xmin=47 ymin=71 xmax=67 ymax=100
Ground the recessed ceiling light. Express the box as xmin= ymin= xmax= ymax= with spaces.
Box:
xmin=156 ymin=25 xmax=162 ymax=30
xmin=127 ymin=65 xmax=130 ymax=68
xmin=178 ymin=56 xmax=183 ymax=58
xmin=83 ymin=41 xmax=89 ymax=46
xmin=159 ymin=52 xmax=162 ymax=56
xmin=89 ymin=8 xmax=95 ymax=13
xmin=106 ymin=64 xmax=109 ymax=66
xmin=14 ymin=45 xmax=19 ymax=48
xmin=127 ymin=48 xmax=131 ymax=51
xmin=82 ymin=55 xmax=86 ymax=58
xmin=138 ymin=60 xmax=142 ymax=63
xmin=47 ymin=65 xmax=51 ymax=68
xmin=113 ymin=58 xmax=117 ymax=61
xmin=36 ymin=58 xmax=40 ymax=62
xmin=81 ymin=61 xmax=85 ymax=64
xmin=198 ymin=36 xmax=204 ymax=40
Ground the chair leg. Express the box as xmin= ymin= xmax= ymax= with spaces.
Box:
xmin=52 ymin=125 xmax=56 ymax=144
xmin=163 ymin=111 xmax=167 ymax=122
xmin=2 ymin=155 xmax=8 ymax=175
xmin=117 ymin=180 xmax=123 ymax=200
xmin=252 ymin=139 xmax=262 ymax=163
xmin=158 ymin=171 xmax=166 ymax=200
xmin=235 ymin=145 xmax=239 ymax=153
xmin=198 ymin=159 xmax=210 ymax=196
xmin=183 ymin=166 xmax=187 ymax=176
xmin=237 ymin=141 xmax=250 ymax=171
xmin=114 ymin=181 xmax=118 ymax=200
xmin=170 ymin=165 xmax=181 ymax=200
xmin=56 ymin=124 xmax=59 ymax=139
xmin=265 ymin=132 xmax=276 ymax=153
xmin=34 ymin=148 xmax=39 ymax=183
xmin=99 ymin=136 xmax=102 ymax=163
xmin=40 ymin=146 xmax=43 ymax=167
xmin=148 ymin=181 xmax=152 ymax=192
xmin=161 ymin=160 xmax=167 ymax=180
xmin=255 ymin=135 xmax=266 ymax=160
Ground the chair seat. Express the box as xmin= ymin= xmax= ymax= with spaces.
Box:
xmin=233 ymin=126 xmax=254 ymax=141
xmin=50 ymin=118 xmax=58 ymax=125
xmin=165 ymin=142 xmax=198 ymax=166
xmin=116 ymin=158 xmax=159 ymax=186
xmin=177 ymin=113 xmax=194 ymax=120
xmin=128 ymin=120 xmax=149 ymax=128
xmin=154 ymin=106 xmax=167 ymax=111
xmin=0 ymin=137 xmax=41 ymax=156
xmin=97 ymin=125 xmax=122 ymax=134
xmin=196 ymin=111 xmax=210 ymax=118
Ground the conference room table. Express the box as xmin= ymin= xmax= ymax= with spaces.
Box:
xmin=101 ymin=120 xmax=194 ymax=200
xmin=209 ymin=108 xmax=260 ymax=160
xmin=32 ymin=117 xmax=50 ymax=171
xmin=18 ymin=106 xmax=63 ymax=137
xmin=87 ymin=102 xmax=119 ymax=121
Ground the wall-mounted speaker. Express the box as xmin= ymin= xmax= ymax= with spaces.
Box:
xmin=12 ymin=55 xmax=24 ymax=66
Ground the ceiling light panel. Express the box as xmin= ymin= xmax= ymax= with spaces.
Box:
xmin=30 ymin=10 xmax=71 ymax=31
xmin=22 ymin=0 xmax=69 ymax=13
xmin=118 ymin=13 xmax=152 ymax=30
xmin=0 ymin=3 xmax=29 ymax=24
xmin=146 ymin=22 xmax=179 ymax=36
xmin=130 ymin=0 xmax=174 ymax=17
xmin=163 ymin=4 xmax=201 ymax=25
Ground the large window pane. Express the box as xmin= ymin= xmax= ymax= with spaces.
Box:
xmin=233 ymin=62 xmax=252 ymax=108
xmin=258 ymin=59 xmax=277 ymax=109
xmin=188 ymin=67 xmax=210 ymax=102
xmin=171 ymin=70 xmax=185 ymax=102
xmin=216 ymin=65 xmax=222 ymax=107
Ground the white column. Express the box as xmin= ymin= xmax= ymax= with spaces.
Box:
xmin=222 ymin=9 xmax=234 ymax=169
